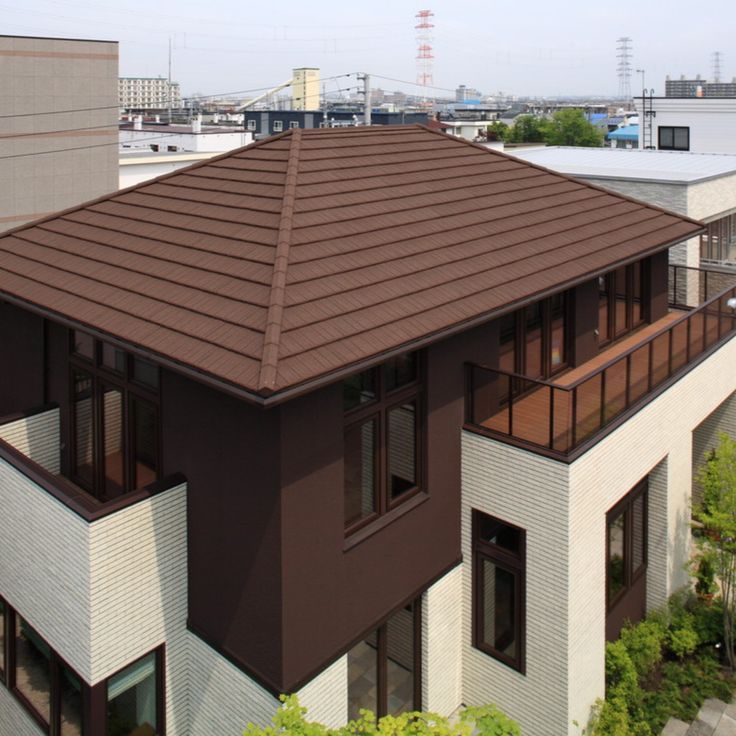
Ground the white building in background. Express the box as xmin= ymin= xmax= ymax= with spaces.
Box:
xmin=510 ymin=146 xmax=736 ymax=271
xmin=119 ymin=77 xmax=182 ymax=110
xmin=119 ymin=117 xmax=253 ymax=154
xmin=634 ymin=97 xmax=736 ymax=153
xmin=119 ymin=150 xmax=218 ymax=188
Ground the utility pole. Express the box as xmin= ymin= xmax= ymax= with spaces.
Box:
xmin=168 ymin=36 xmax=172 ymax=124
xmin=358 ymin=72 xmax=371 ymax=126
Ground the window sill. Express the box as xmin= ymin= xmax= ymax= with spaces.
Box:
xmin=343 ymin=492 xmax=429 ymax=552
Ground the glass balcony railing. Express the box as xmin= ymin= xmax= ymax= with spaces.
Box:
xmin=466 ymin=267 xmax=736 ymax=459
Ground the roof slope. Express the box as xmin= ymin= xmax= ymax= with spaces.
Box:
xmin=0 ymin=125 xmax=703 ymax=400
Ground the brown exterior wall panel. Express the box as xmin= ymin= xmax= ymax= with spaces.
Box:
xmin=572 ymin=279 xmax=600 ymax=366
xmin=650 ymin=251 xmax=670 ymax=321
xmin=0 ymin=302 xmax=44 ymax=415
xmin=278 ymin=321 xmax=496 ymax=689
xmin=161 ymin=371 xmax=284 ymax=687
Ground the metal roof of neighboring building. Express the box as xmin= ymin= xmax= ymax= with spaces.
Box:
xmin=510 ymin=145 xmax=736 ymax=184
xmin=607 ymin=125 xmax=640 ymax=141
xmin=0 ymin=125 xmax=702 ymax=403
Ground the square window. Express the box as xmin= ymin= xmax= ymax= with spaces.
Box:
xmin=273 ymin=121 xmax=283 ymax=132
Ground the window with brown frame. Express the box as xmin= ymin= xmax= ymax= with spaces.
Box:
xmin=597 ymin=261 xmax=647 ymax=346
xmin=497 ymin=293 xmax=569 ymax=382
xmin=343 ymin=352 xmax=424 ymax=534
xmin=70 ymin=331 xmax=160 ymax=502
xmin=607 ymin=479 xmax=648 ymax=610
xmin=0 ymin=600 xmax=85 ymax=735
xmin=347 ymin=599 xmax=422 ymax=720
xmin=472 ymin=510 xmax=526 ymax=673
xmin=700 ymin=213 xmax=736 ymax=263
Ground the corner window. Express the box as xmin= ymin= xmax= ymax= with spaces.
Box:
xmin=70 ymin=331 xmax=160 ymax=501
xmin=343 ymin=353 xmax=423 ymax=534
xmin=348 ymin=600 xmax=421 ymax=719
xmin=607 ymin=479 xmax=647 ymax=609
xmin=273 ymin=120 xmax=283 ymax=132
xmin=107 ymin=649 xmax=163 ymax=736
xmin=658 ymin=126 xmax=689 ymax=151
xmin=0 ymin=603 xmax=85 ymax=735
xmin=473 ymin=510 xmax=526 ymax=673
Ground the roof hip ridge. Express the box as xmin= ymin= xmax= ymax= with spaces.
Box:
xmin=258 ymin=129 xmax=301 ymax=394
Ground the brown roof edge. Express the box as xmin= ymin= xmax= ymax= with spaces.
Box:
xmin=415 ymin=125 xmax=707 ymax=230
xmin=0 ymin=228 xmax=702 ymax=411
xmin=257 ymin=128 xmax=301 ymax=394
xmin=0 ymin=128 xmax=298 ymax=243
xmin=256 ymin=228 xmax=705 ymax=408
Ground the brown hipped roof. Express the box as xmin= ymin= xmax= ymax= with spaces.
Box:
xmin=0 ymin=125 xmax=702 ymax=402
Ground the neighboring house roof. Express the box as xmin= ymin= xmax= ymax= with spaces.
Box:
xmin=607 ymin=125 xmax=639 ymax=141
xmin=508 ymin=145 xmax=736 ymax=184
xmin=0 ymin=125 xmax=702 ymax=403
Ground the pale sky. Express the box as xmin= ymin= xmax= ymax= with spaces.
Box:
xmin=3 ymin=0 xmax=733 ymax=99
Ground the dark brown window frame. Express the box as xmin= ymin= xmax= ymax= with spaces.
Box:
xmin=1 ymin=600 xmax=88 ymax=736
xmin=343 ymin=353 xmax=426 ymax=536
xmin=598 ymin=260 xmax=649 ymax=347
xmin=105 ymin=645 xmax=166 ymax=736
xmin=349 ymin=598 xmax=422 ymax=719
xmin=472 ymin=510 xmax=526 ymax=674
xmin=700 ymin=213 xmax=736 ymax=263
xmin=69 ymin=332 xmax=161 ymax=501
xmin=499 ymin=292 xmax=572 ymax=380
xmin=606 ymin=478 xmax=648 ymax=611
xmin=658 ymin=126 xmax=690 ymax=151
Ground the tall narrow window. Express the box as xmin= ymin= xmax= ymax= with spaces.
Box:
xmin=473 ymin=510 xmax=526 ymax=673
xmin=348 ymin=601 xmax=421 ymax=720
xmin=606 ymin=479 xmax=648 ymax=640
xmin=343 ymin=353 xmax=424 ymax=535
xmin=69 ymin=333 xmax=160 ymax=501
xmin=597 ymin=260 xmax=648 ymax=345
xmin=107 ymin=650 xmax=162 ymax=736
xmin=14 ymin=617 xmax=52 ymax=725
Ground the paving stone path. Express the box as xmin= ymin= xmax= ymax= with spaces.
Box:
xmin=662 ymin=698 xmax=736 ymax=736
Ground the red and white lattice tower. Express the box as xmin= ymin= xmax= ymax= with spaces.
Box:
xmin=415 ymin=10 xmax=434 ymax=107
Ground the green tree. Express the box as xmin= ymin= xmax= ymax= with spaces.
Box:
xmin=544 ymin=109 xmax=604 ymax=147
xmin=485 ymin=121 xmax=510 ymax=141
xmin=244 ymin=695 xmax=520 ymax=736
xmin=694 ymin=433 xmax=736 ymax=669
xmin=507 ymin=115 xmax=549 ymax=143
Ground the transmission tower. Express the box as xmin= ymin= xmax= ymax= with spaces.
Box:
xmin=415 ymin=9 xmax=434 ymax=107
xmin=712 ymin=51 xmax=723 ymax=82
xmin=616 ymin=37 xmax=633 ymax=100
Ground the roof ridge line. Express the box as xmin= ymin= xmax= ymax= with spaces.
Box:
xmin=258 ymin=128 xmax=302 ymax=394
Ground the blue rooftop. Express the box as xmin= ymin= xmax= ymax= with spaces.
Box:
xmin=607 ymin=125 xmax=639 ymax=141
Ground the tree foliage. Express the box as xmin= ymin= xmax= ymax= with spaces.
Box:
xmin=244 ymin=695 xmax=520 ymax=736
xmin=507 ymin=109 xmax=603 ymax=147
xmin=544 ymin=109 xmax=604 ymax=147
xmin=694 ymin=433 xmax=736 ymax=669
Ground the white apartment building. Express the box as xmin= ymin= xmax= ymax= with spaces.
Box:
xmin=119 ymin=77 xmax=182 ymax=110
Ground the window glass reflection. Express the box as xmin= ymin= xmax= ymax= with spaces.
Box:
xmin=107 ymin=652 xmax=158 ymax=736
xmin=388 ymin=401 xmax=417 ymax=500
xmin=15 ymin=617 xmax=51 ymax=724
xmin=344 ymin=419 xmax=377 ymax=527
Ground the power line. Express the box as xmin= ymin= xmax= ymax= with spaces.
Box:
xmin=0 ymin=74 xmax=357 ymax=121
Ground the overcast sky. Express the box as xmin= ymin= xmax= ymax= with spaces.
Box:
xmin=3 ymin=0 xmax=733 ymax=99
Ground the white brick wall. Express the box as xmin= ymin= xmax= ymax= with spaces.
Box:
xmin=422 ymin=564 xmax=463 ymax=716
xmin=0 ymin=686 xmax=44 ymax=736
xmin=297 ymin=654 xmax=348 ymax=728
xmin=0 ymin=408 xmax=60 ymax=474
xmin=462 ymin=330 xmax=736 ymax=736
xmin=462 ymin=436 xmax=571 ymax=736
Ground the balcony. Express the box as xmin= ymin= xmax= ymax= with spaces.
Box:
xmin=465 ymin=266 xmax=736 ymax=461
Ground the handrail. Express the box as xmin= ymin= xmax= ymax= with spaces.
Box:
xmin=466 ymin=277 xmax=736 ymax=458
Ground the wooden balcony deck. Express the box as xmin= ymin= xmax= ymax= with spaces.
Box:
xmin=479 ymin=307 xmax=734 ymax=453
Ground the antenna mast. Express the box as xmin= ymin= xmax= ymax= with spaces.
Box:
xmin=712 ymin=51 xmax=723 ymax=82
xmin=415 ymin=10 xmax=434 ymax=108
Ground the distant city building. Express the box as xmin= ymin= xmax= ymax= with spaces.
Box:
xmin=242 ymin=110 xmax=429 ymax=138
xmin=665 ymin=75 xmax=736 ymax=97
xmin=455 ymin=85 xmax=482 ymax=102
xmin=119 ymin=116 xmax=253 ymax=153
xmin=0 ymin=34 xmax=119 ymax=232
xmin=291 ymin=67 xmax=320 ymax=111
xmin=119 ymin=77 xmax=182 ymax=110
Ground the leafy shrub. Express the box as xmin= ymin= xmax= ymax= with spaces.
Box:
xmin=244 ymin=695 xmax=520 ymax=736
xmin=668 ymin=623 xmax=699 ymax=660
xmin=589 ymin=696 xmax=629 ymax=736
xmin=619 ymin=620 xmax=665 ymax=678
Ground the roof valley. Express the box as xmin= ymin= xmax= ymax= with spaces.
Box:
xmin=258 ymin=129 xmax=301 ymax=394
